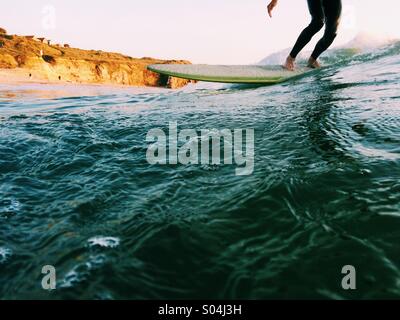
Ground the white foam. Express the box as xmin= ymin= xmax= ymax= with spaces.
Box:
xmin=341 ymin=32 xmax=398 ymax=51
xmin=354 ymin=144 xmax=400 ymax=161
xmin=0 ymin=247 xmax=13 ymax=264
xmin=88 ymin=236 xmax=120 ymax=249
xmin=259 ymin=32 xmax=399 ymax=65
xmin=60 ymin=254 xmax=106 ymax=288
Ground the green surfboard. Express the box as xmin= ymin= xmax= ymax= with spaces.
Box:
xmin=148 ymin=64 xmax=313 ymax=85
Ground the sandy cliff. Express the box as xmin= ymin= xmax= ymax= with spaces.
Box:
xmin=0 ymin=32 xmax=194 ymax=88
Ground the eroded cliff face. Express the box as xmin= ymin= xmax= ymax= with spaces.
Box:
xmin=0 ymin=34 xmax=195 ymax=88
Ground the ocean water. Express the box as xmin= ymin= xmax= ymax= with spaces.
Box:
xmin=0 ymin=42 xmax=400 ymax=300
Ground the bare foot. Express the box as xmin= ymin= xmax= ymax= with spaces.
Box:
xmin=283 ymin=55 xmax=296 ymax=71
xmin=308 ymin=57 xmax=321 ymax=69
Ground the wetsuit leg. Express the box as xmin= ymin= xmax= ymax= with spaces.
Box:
xmin=311 ymin=0 xmax=342 ymax=59
xmin=290 ymin=0 xmax=324 ymax=59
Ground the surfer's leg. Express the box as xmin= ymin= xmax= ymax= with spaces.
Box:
xmin=310 ymin=0 xmax=342 ymax=61
xmin=289 ymin=0 xmax=324 ymax=60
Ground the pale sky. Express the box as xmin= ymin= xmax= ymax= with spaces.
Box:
xmin=2 ymin=0 xmax=400 ymax=64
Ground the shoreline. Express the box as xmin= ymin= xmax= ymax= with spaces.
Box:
xmin=0 ymin=68 xmax=176 ymax=89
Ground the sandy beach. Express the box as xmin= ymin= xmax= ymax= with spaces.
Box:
xmin=0 ymin=68 xmax=75 ymax=86
xmin=0 ymin=68 xmax=156 ymax=89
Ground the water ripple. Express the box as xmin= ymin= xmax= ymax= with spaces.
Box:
xmin=1 ymin=44 xmax=400 ymax=299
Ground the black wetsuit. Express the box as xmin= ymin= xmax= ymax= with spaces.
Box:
xmin=290 ymin=0 xmax=342 ymax=60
